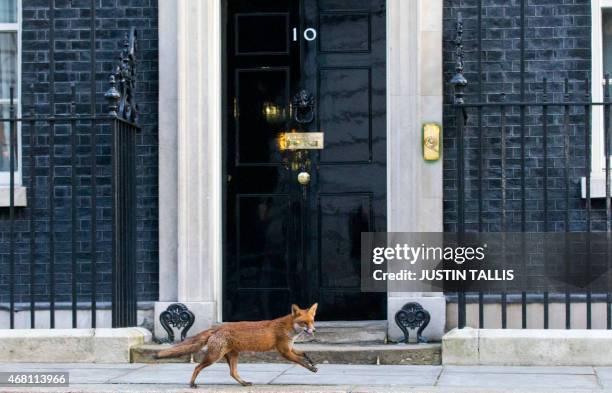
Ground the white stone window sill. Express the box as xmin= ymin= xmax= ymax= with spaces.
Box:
xmin=0 ymin=186 xmax=27 ymax=207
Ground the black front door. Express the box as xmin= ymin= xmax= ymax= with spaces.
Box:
xmin=224 ymin=0 xmax=386 ymax=321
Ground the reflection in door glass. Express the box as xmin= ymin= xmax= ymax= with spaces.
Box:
xmin=237 ymin=69 xmax=288 ymax=164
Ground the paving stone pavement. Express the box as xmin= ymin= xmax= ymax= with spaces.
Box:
xmin=0 ymin=363 xmax=611 ymax=392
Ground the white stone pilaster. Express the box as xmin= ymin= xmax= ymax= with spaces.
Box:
xmin=158 ymin=0 xmax=178 ymax=303
xmin=156 ymin=0 xmax=222 ymax=339
xmin=386 ymin=0 xmax=446 ymax=341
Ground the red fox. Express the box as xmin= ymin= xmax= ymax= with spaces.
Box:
xmin=156 ymin=303 xmax=319 ymax=388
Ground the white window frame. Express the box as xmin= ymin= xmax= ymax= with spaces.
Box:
xmin=0 ymin=0 xmax=21 ymax=186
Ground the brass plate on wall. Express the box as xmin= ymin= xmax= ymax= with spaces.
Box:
xmin=423 ymin=123 xmax=441 ymax=161
xmin=279 ymin=132 xmax=324 ymax=150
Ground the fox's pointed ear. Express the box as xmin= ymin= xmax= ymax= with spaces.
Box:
xmin=291 ymin=304 xmax=300 ymax=317
xmin=308 ymin=303 xmax=318 ymax=316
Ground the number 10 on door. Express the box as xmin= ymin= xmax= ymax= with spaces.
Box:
xmin=293 ymin=28 xmax=317 ymax=42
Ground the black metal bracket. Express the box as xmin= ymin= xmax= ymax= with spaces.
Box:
xmin=394 ymin=302 xmax=430 ymax=344
xmin=159 ymin=303 xmax=195 ymax=343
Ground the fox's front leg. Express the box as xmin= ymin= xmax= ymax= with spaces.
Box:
xmin=292 ymin=347 xmax=316 ymax=367
xmin=278 ymin=345 xmax=318 ymax=373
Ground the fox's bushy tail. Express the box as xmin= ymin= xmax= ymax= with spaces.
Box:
xmin=156 ymin=329 xmax=214 ymax=359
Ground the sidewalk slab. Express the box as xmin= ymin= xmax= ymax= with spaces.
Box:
xmin=437 ymin=370 xmax=600 ymax=389
xmin=273 ymin=364 xmax=442 ymax=386
xmin=108 ymin=363 xmax=293 ymax=385
xmin=443 ymin=365 xmax=595 ymax=375
xmin=111 ymin=370 xmax=280 ymax=385
xmin=282 ymin=364 xmax=442 ymax=375
xmin=351 ymin=388 xmax=605 ymax=393
xmin=0 ymin=363 xmax=608 ymax=392
xmin=61 ymin=367 xmax=143 ymax=384
xmin=593 ymin=367 xmax=612 ymax=389
xmin=271 ymin=372 xmax=439 ymax=386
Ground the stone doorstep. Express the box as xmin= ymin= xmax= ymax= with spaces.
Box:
xmin=443 ymin=328 xmax=612 ymax=366
xmin=295 ymin=321 xmax=387 ymax=345
xmin=159 ymin=321 xmax=388 ymax=345
xmin=131 ymin=343 xmax=442 ymax=365
xmin=0 ymin=328 xmax=152 ymax=363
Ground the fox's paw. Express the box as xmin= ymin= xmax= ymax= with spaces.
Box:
xmin=240 ymin=381 xmax=253 ymax=387
xmin=190 ymin=383 xmax=198 ymax=389
xmin=309 ymin=365 xmax=318 ymax=373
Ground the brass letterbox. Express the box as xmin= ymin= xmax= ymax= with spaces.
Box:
xmin=278 ymin=132 xmax=324 ymax=150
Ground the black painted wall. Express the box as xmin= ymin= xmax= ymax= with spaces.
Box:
xmin=442 ymin=0 xmax=607 ymax=233
xmin=0 ymin=0 xmax=158 ymax=305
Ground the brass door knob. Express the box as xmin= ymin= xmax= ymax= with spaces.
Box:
xmin=297 ymin=171 xmax=311 ymax=185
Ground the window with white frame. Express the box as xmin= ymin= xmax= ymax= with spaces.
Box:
xmin=592 ymin=0 xmax=612 ymax=177
xmin=0 ymin=0 xmax=20 ymax=185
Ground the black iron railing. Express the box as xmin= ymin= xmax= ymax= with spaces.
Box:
xmin=449 ymin=16 xmax=612 ymax=329
xmin=0 ymin=26 xmax=139 ymax=328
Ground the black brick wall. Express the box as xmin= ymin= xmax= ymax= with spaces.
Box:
xmin=0 ymin=0 xmax=158 ymax=305
xmin=442 ymin=0 xmax=607 ymax=233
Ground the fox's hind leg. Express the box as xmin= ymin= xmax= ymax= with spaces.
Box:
xmin=225 ymin=351 xmax=252 ymax=386
xmin=189 ymin=362 xmax=209 ymax=389
xmin=189 ymin=336 xmax=227 ymax=388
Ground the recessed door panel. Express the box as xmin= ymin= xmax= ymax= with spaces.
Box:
xmin=236 ymin=13 xmax=290 ymax=55
xmin=319 ymin=67 xmax=372 ymax=163
xmin=238 ymin=194 xmax=292 ymax=289
xmin=318 ymin=194 xmax=372 ymax=289
xmin=319 ymin=12 xmax=371 ymax=53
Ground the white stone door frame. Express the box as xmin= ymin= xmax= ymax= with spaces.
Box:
xmin=156 ymin=0 xmax=444 ymax=340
